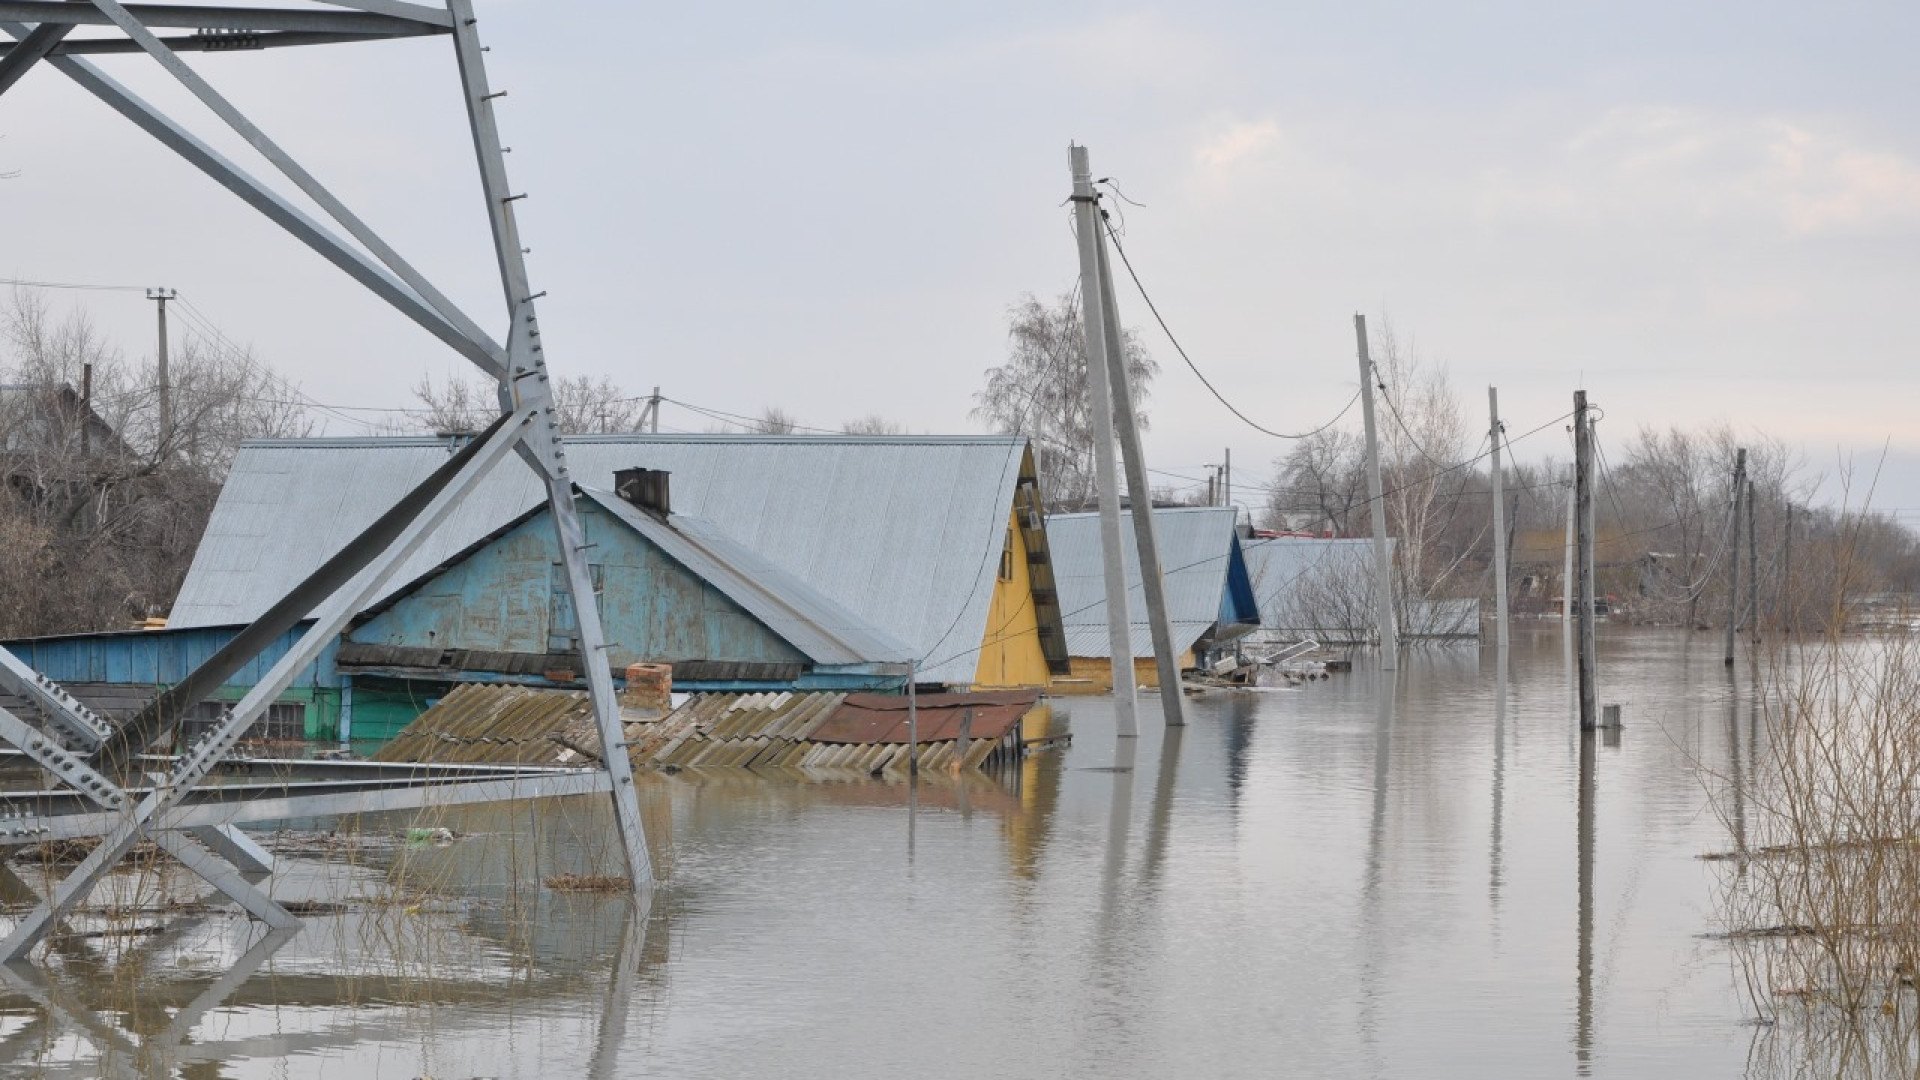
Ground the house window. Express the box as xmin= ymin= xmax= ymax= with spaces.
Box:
xmin=180 ymin=700 xmax=305 ymax=744
xmin=998 ymin=528 xmax=1015 ymax=582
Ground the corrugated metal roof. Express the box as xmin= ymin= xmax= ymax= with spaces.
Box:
xmin=1046 ymin=507 xmax=1239 ymax=658
xmin=582 ymin=489 xmax=911 ymax=666
xmin=171 ymin=435 xmax=1030 ymax=685
xmin=1242 ymin=537 xmax=1393 ymax=635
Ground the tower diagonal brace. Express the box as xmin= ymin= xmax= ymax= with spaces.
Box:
xmin=0 ymin=23 xmax=506 ymax=378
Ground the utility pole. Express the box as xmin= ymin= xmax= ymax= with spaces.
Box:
xmin=1068 ymin=144 xmax=1139 ymax=737
xmin=649 ymin=385 xmax=660 ymax=434
xmin=79 ymin=361 xmax=92 ymax=460
xmin=1563 ymin=472 xmax=1574 ymax=656
xmin=1224 ymin=446 xmax=1232 ymax=520
xmin=1574 ymin=390 xmax=1597 ymax=731
xmin=1355 ymin=314 xmax=1397 ymax=669
xmin=1782 ymin=503 xmax=1794 ymax=633
xmin=1724 ymin=448 xmax=1746 ymax=666
xmin=1489 ymin=386 xmax=1509 ymax=662
xmin=148 ymin=287 xmax=175 ymax=451
xmin=1746 ymin=478 xmax=1759 ymax=645
xmin=1093 ymin=192 xmax=1185 ymax=726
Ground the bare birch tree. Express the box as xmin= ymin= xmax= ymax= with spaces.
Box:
xmin=972 ymin=290 xmax=1156 ymax=511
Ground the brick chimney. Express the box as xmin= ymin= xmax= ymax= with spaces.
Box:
xmin=613 ymin=467 xmax=670 ymax=517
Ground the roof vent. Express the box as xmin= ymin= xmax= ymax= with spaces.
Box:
xmin=614 ymin=467 xmax=671 ymax=517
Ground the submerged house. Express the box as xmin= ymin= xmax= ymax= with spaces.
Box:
xmin=1047 ymin=507 xmax=1261 ymax=690
xmin=30 ymin=434 xmax=1070 ymax=742
xmin=1242 ymin=536 xmax=1388 ymax=646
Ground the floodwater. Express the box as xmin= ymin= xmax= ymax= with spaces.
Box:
xmin=0 ymin=626 xmax=1772 ymax=1078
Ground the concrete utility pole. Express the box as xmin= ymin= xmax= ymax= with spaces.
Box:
xmin=1355 ymin=313 xmax=1397 ymax=669
xmin=1224 ymin=447 xmax=1232 ymax=520
xmin=1489 ymin=386 xmax=1509 ymax=662
xmin=1068 ymin=144 xmax=1139 ymax=737
xmin=1574 ymin=390 xmax=1597 ymax=731
xmin=1724 ymin=448 xmax=1747 ymax=666
xmin=649 ymin=385 xmax=660 ymax=434
xmin=1093 ymin=205 xmax=1185 ymax=726
xmin=1782 ymin=503 xmax=1794 ymax=633
xmin=148 ymin=287 xmax=175 ymax=449
xmin=1563 ymin=473 xmax=1574 ymax=667
xmin=1746 ymin=478 xmax=1759 ymax=644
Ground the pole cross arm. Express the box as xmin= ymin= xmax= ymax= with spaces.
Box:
xmin=9 ymin=27 xmax=440 ymax=55
xmin=0 ymin=1 xmax=446 ymax=34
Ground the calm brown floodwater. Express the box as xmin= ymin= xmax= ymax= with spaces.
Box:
xmin=0 ymin=626 xmax=1770 ymax=1078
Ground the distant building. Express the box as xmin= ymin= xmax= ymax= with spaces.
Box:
xmin=1241 ymin=536 xmax=1478 ymax=645
xmin=1242 ymin=536 xmax=1387 ymax=646
xmin=1046 ymin=506 xmax=1261 ymax=690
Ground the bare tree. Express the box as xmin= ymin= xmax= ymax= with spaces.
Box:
xmin=842 ymin=414 xmax=906 ymax=436
xmin=1264 ymin=427 xmax=1366 ymax=534
xmin=0 ymin=290 xmax=311 ymax=636
xmin=754 ymin=406 xmax=801 ymax=435
xmin=407 ymin=371 xmax=647 ymax=435
xmin=972 ymin=290 xmax=1157 ymax=511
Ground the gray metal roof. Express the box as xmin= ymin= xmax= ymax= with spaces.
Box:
xmin=1242 ymin=537 xmax=1392 ymax=637
xmin=582 ymin=489 xmax=911 ymax=666
xmin=1047 ymin=507 xmax=1240 ymax=658
xmin=171 ymin=434 xmax=1030 ymax=685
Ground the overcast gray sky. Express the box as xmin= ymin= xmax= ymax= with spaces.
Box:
xmin=4 ymin=1 xmax=1917 ymax=513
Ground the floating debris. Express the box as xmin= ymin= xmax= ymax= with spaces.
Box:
xmin=543 ymin=873 xmax=631 ymax=893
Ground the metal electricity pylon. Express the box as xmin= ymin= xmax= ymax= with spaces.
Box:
xmin=0 ymin=0 xmax=652 ymax=962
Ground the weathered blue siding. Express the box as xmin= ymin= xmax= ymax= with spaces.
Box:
xmin=3 ymin=624 xmax=338 ymax=690
xmin=351 ymin=502 xmax=814 ymax=669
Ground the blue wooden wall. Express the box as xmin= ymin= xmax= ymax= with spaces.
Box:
xmin=350 ymin=502 xmax=813 ymax=670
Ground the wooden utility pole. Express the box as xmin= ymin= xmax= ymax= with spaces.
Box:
xmin=1489 ymin=386 xmax=1509 ymax=662
xmin=148 ymin=287 xmax=175 ymax=450
xmin=1355 ymin=314 xmax=1397 ymax=669
xmin=1068 ymin=145 xmax=1139 ymax=737
xmin=1574 ymin=390 xmax=1597 ymax=731
xmin=79 ymin=361 xmax=92 ymax=460
xmin=1093 ymin=202 xmax=1185 ymax=726
xmin=1724 ymin=448 xmax=1747 ymax=666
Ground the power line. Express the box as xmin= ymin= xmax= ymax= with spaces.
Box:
xmin=0 ymin=276 xmax=146 ymax=293
xmin=1097 ymin=213 xmax=1360 ymax=441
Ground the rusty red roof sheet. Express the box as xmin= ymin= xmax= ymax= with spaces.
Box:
xmin=811 ymin=689 xmax=1041 ymax=745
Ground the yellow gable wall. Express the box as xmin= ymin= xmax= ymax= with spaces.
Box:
xmin=972 ymin=508 xmax=1053 ymax=689
xmin=1059 ymin=652 xmax=1197 ymax=693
